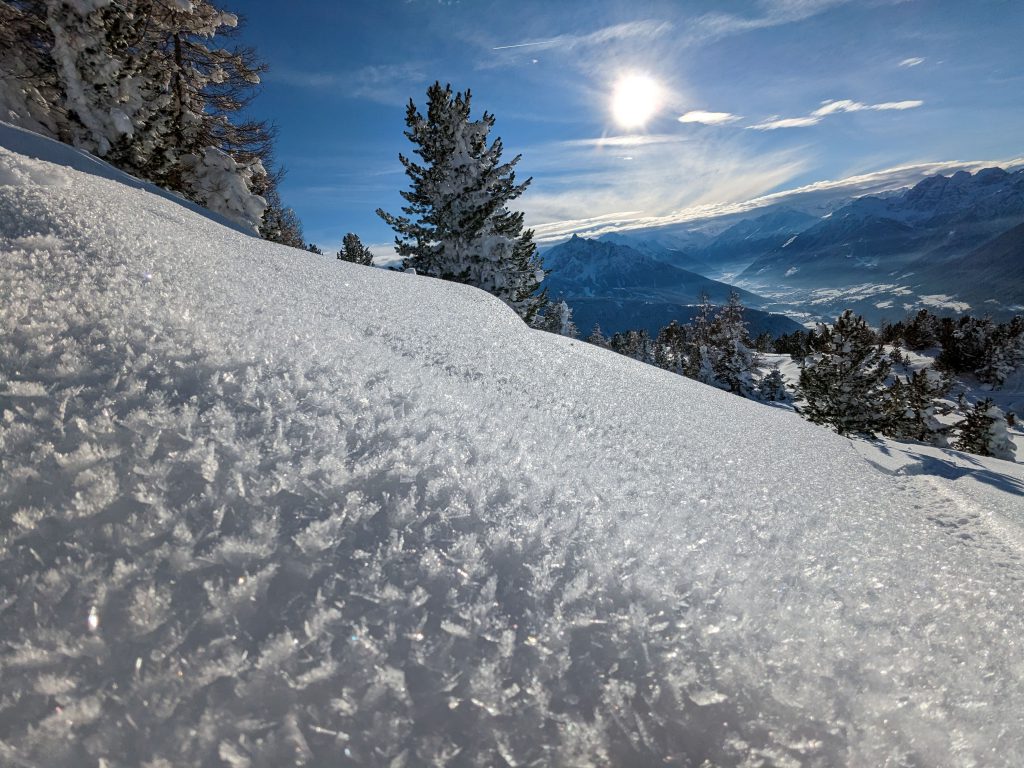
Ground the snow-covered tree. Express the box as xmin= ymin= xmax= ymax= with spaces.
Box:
xmin=955 ymin=398 xmax=1016 ymax=461
xmin=758 ymin=366 xmax=790 ymax=402
xmin=883 ymin=368 xmax=949 ymax=445
xmin=709 ymin=290 xmax=760 ymax=398
xmin=534 ymin=299 xmax=578 ymax=338
xmin=798 ymin=311 xmax=892 ymax=435
xmin=586 ymin=323 xmax=610 ymax=349
xmin=1 ymin=0 xmax=272 ymax=232
xmin=683 ymin=293 xmax=719 ymax=386
xmin=338 ymin=233 xmax=374 ymax=266
xmin=377 ymin=82 xmax=547 ymax=323
xmin=654 ymin=320 xmax=688 ymax=374
xmin=979 ymin=316 xmax=1024 ymax=386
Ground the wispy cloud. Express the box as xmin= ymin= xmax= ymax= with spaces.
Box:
xmin=749 ymin=98 xmax=923 ymax=129
xmin=748 ymin=116 xmax=823 ymax=130
xmin=267 ymin=63 xmax=425 ymax=105
xmin=812 ymin=98 xmax=924 ymax=116
xmin=678 ymin=110 xmax=742 ymax=125
xmin=899 ymin=56 xmax=925 ymax=67
xmin=491 ymin=20 xmax=673 ymax=54
xmin=530 ymin=156 xmax=1024 ymax=242
xmin=518 ymin=134 xmax=811 ymax=242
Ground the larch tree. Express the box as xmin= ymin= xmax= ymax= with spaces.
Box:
xmin=377 ymin=82 xmax=547 ymax=323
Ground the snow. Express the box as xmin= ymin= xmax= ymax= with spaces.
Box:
xmin=4 ymin=126 xmax=1024 ymax=766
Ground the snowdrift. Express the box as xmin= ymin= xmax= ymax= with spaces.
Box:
xmin=2 ymin=126 xmax=1024 ymax=766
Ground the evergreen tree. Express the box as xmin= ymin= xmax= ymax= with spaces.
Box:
xmin=758 ymin=367 xmax=790 ymax=402
xmin=609 ymin=329 xmax=654 ymax=364
xmin=338 ymin=233 xmax=374 ymax=266
xmin=797 ymin=311 xmax=892 ymax=435
xmin=978 ymin=316 xmax=1024 ymax=386
xmin=307 ymin=243 xmax=323 ymax=255
xmin=654 ymin=320 xmax=688 ymax=374
xmin=257 ymin=178 xmax=305 ymax=248
xmin=534 ymin=300 xmax=578 ymax=338
xmin=377 ymin=82 xmax=547 ymax=322
xmin=709 ymin=290 xmax=760 ymax=398
xmin=955 ymin=399 xmax=1016 ymax=460
xmin=683 ymin=293 xmax=718 ymax=384
xmin=883 ymin=368 xmax=949 ymax=445
xmin=1 ymin=0 xmax=272 ymax=231
xmin=586 ymin=323 xmax=610 ymax=349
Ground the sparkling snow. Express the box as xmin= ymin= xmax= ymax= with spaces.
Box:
xmin=3 ymin=126 xmax=1024 ymax=766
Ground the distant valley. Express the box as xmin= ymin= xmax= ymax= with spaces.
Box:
xmin=545 ymin=166 xmax=1024 ymax=332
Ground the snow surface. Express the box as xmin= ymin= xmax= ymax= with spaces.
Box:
xmin=3 ymin=129 xmax=1024 ymax=767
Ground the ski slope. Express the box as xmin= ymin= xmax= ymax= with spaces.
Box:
xmin=2 ymin=125 xmax=1024 ymax=767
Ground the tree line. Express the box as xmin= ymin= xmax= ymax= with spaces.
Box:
xmin=590 ymin=304 xmax=1020 ymax=460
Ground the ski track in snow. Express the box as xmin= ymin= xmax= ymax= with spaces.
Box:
xmin=2 ymin=127 xmax=1024 ymax=766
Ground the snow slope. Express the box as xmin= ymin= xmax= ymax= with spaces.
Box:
xmin=3 ymin=130 xmax=1024 ymax=767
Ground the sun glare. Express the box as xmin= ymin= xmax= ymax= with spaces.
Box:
xmin=611 ymin=74 xmax=661 ymax=129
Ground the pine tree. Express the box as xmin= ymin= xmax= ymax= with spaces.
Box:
xmin=955 ymin=398 xmax=1016 ymax=460
xmin=258 ymin=179 xmax=306 ymax=248
xmin=376 ymin=82 xmax=547 ymax=322
xmin=534 ymin=300 xmax=578 ymax=338
xmin=758 ymin=367 xmax=790 ymax=402
xmin=883 ymin=368 xmax=949 ymax=444
xmin=709 ymin=290 xmax=760 ymax=398
xmin=798 ymin=310 xmax=891 ymax=435
xmin=586 ymin=323 xmax=610 ymax=349
xmin=1 ymin=0 xmax=272 ymax=231
xmin=307 ymin=243 xmax=323 ymax=255
xmin=654 ymin=320 xmax=688 ymax=374
xmin=683 ymin=293 xmax=718 ymax=385
xmin=338 ymin=233 xmax=374 ymax=266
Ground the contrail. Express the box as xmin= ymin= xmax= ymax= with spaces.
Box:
xmin=492 ymin=39 xmax=561 ymax=51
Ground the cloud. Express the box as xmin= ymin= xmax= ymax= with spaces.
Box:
xmin=812 ymin=98 xmax=924 ymax=116
xmin=266 ymin=64 xmax=425 ymax=105
xmin=749 ymin=98 xmax=923 ymax=129
xmin=678 ymin=110 xmax=742 ymax=125
xmin=748 ymin=116 xmax=822 ymax=130
xmin=529 ymin=156 xmax=1024 ymax=242
xmin=899 ymin=57 xmax=925 ymax=67
xmin=492 ymin=20 xmax=673 ymax=54
xmin=517 ymin=133 xmax=812 ymax=242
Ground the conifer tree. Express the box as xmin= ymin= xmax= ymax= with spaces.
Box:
xmin=377 ymin=82 xmax=547 ymax=322
xmin=883 ymin=368 xmax=949 ymax=444
xmin=586 ymin=323 xmax=610 ymax=349
xmin=338 ymin=233 xmax=374 ymax=266
xmin=684 ymin=293 xmax=718 ymax=385
xmin=758 ymin=367 xmax=790 ymax=402
xmin=534 ymin=300 xmax=578 ymax=337
xmin=654 ymin=321 xmax=688 ymax=374
xmin=709 ymin=290 xmax=760 ymax=397
xmin=955 ymin=399 xmax=1016 ymax=460
xmin=798 ymin=310 xmax=891 ymax=435
xmin=1 ymin=0 xmax=272 ymax=231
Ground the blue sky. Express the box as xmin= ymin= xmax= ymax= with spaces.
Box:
xmin=238 ymin=0 xmax=1023 ymax=254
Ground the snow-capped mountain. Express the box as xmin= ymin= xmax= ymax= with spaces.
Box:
xmin=543 ymin=234 xmax=802 ymax=335
xmin=733 ymin=167 xmax=1024 ymax=321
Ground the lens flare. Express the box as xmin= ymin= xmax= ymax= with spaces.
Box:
xmin=611 ymin=74 xmax=661 ymax=129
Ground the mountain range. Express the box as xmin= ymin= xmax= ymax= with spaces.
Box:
xmin=561 ymin=166 xmax=1024 ymax=327
xmin=542 ymin=235 xmax=803 ymax=337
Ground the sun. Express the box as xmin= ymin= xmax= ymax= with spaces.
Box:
xmin=611 ymin=74 xmax=661 ymax=129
